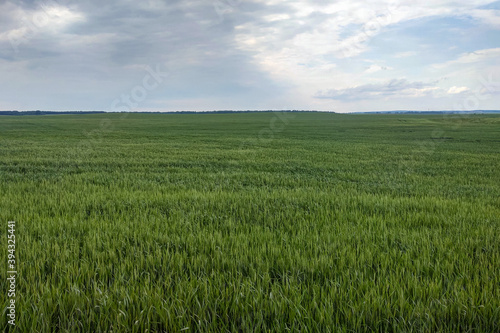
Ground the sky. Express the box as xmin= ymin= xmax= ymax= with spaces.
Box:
xmin=0 ymin=0 xmax=499 ymax=112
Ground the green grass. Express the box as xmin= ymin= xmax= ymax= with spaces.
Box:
xmin=0 ymin=112 xmax=499 ymax=332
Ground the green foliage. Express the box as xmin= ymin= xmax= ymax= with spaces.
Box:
xmin=0 ymin=112 xmax=499 ymax=332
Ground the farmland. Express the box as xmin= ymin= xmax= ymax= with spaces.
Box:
xmin=0 ymin=112 xmax=499 ymax=332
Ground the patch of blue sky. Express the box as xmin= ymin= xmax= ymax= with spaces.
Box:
xmin=365 ymin=15 xmax=499 ymax=66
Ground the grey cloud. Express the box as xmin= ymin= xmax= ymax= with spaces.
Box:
xmin=316 ymin=79 xmax=433 ymax=100
xmin=0 ymin=0 xmax=289 ymax=110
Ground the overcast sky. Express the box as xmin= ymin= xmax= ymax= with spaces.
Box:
xmin=0 ymin=0 xmax=499 ymax=112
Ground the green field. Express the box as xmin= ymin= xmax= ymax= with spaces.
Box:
xmin=1 ymin=112 xmax=499 ymax=332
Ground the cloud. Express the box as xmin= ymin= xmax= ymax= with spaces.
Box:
xmin=447 ymin=86 xmax=470 ymax=94
xmin=0 ymin=0 xmax=499 ymax=112
xmin=0 ymin=2 xmax=85 ymax=45
xmin=434 ymin=48 xmax=500 ymax=68
xmin=315 ymin=79 xmax=436 ymax=100
xmin=364 ymin=64 xmax=393 ymax=74
xmin=0 ymin=0 xmax=286 ymax=109
xmin=468 ymin=8 xmax=500 ymax=28
xmin=231 ymin=1 xmax=500 ymax=107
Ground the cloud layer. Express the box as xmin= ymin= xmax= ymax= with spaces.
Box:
xmin=0 ymin=0 xmax=499 ymax=112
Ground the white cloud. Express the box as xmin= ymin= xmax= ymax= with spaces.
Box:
xmin=468 ymin=9 xmax=500 ymax=29
xmin=447 ymin=86 xmax=470 ymax=94
xmin=19 ymin=4 xmax=85 ymax=32
xmin=365 ymin=64 xmax=393 ymax=74
xmin=263 ymin=14 xmax=291 ymax=22
xmin=316 ymin=79 xmax=439 ymax=100
xmin=434 ymin=48 xmax=500 ymax=68
xmin=0 ymin=3 xmax=85 ymax=50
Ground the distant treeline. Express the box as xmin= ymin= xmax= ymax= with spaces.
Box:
xmin=0 ymin=111 xmax=107 ymax=116
xmin=1 ymin=110 xmax=499 ymax=116
xmin=0 ymin=110 xmax=322 ymax=116
xmin=353 ymin=110 xmax=500 ymax=114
